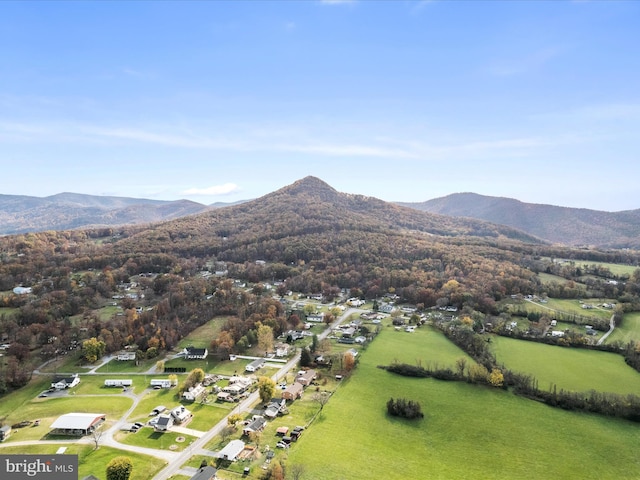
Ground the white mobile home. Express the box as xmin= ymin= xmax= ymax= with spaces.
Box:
xmin=104 ymin=379 xmax=133 ymax=387
xmin=150 ymin=379 xmax=173 ymax=389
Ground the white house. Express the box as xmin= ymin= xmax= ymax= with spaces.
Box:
xmin=171 ymin=406 xmax=191 ymax=423
xmin=116 ymin=352 xmax=136 ymax=361
xmin=182 ymin=383 xmax=206 ymax=402
xmin=215 ymin=439 xmax=245 ymax=462
xmin=51 ymin=374 xmax=80 ymax=390
xmin=154 ymin=414 xmax=174 ymax=432
xmin=245 ymin=358 xmax=266 ymax=372
xmin=180 ymin=347 xmax=208 ymax=360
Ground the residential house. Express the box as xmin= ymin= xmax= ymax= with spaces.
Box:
xmin=171 ymin=406 xmax=191 ymax=423
xmin=190 ymin=466 xmax=218 ymax=480
xmin=154 ymin=414 xmax=174 ymax=432
xmin=116 ymin=351 xmax=136 ymax=361
xmin=215 ymin=439 xmax=245 ymax=462
xmin=51 ymin=374 xmax=80 ymax=390
xmin=242 ymin=416 xmax=267 ymax=436
xmin=296 ymin=369 xmax=317 ymax=387
xmin=150 ymin=379 xmax=173 ymax=389
xmin=275 ymin=343 xmax=290 ymax=357
xmin=264 ymin=398 xmax=286 ymax=419
xmin=245 ymin=358 xmax=265 ymax=373
xmin=181 ymin=347 xmax=208 ymax=360
xmin=182 ymin=383 xmax=206 ymax=402
xmin=104 ymin=379 xmax=132 ymax=387
xmin=282 ymin=382 xmax=304 ymax=401
xmin=306 ymin=312 xmax=325 ymax=323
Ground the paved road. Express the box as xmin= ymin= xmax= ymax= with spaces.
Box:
xmin=597 ymin=314 xmax=616 ymax=345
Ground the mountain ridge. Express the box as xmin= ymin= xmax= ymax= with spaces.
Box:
xmin=399 ymin=192 xmax=640 ymax=248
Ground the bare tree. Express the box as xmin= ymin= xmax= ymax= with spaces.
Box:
xmin=91 ymin=426 xmax=104 ymax=450
xmin=288 ymin=463 xmax=306 ymax=480
xmin=312 ymin=391 xmax=330 ymax=412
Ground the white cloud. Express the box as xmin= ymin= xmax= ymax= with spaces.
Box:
xmin=182 ymin=183 xmax=240 ymax=196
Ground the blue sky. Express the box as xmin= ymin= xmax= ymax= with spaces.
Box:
xmin=1 ymin=0 xmax=639 ymax=211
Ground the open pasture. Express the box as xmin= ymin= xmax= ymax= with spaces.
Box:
xmin=606 ymin=311 xmax=640 ymax=345
xmin=491 ymin=335 xmax=640 ymax=395
xmin=287 ymin=328 xmax=640 ymax=480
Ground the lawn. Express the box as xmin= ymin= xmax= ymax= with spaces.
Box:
xmin=0 ymin=443 xmax=166 ymax=480
xmin=95 ymin=357 xmax=157 ymax=373
xmin=286 ymin=328 xmax=640 ymax=480
xmin=115 ymin=428 xmax=198 ymax=452
xmin=491 ymin=335 xmax=640 ymax=395
xmin=73 ymin=375 xmax=150 ymax=395
xmin=606 ymin=311 xmax=640 ymax=345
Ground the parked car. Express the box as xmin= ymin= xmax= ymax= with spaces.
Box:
xmin=276 ymin=441 xmax=289 ymax=449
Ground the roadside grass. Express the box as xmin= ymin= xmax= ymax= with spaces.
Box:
xmin=606 ymin=311 xmax=640 ymax=345
xmin=1 ymin=396 xmax=132 ymax=443
xmin=0 ymin=375 xmax=51 ymax=418
xmin=37 ymin=351 xmax=84 ymax=373
xmin=490 ymin=335 xmax=640 ymax=395
xmin=286 ymin=328 xmax=640 ymax=480
xmin=127 ymin=388 xmax=182 ymax=421
xmin=95 ymin=358 xmax=157 ymax=373
xmin=0 ymin=444 xmax=165 ymax=480
xmin=186 ymin=401 xmax=234 ymax=431
xmin=115 ymin=428 xmax=197 ymax=452
xmin=73 ymin=375 xmax=149 ymax=395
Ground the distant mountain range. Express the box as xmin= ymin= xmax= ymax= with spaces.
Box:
xmin=399 ymin=193 xmax=640 ymax=249
xmin=1 ymin=183 xmax=639 ymax=249
xmin=0 ymin=193 xmax=212 ymax=235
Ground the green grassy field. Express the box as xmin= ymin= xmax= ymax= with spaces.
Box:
xmin=115 ymin=428 xmax=197 ymax=452
xmin=0 ymin=443 xmax=166 ymax=480
xmin=491 ymin=335 xmax=640 ymax=395
xmin=573 ymin=260 xmax=638 ymax=278
xmin=537 ymin=272 xmax=571 ymax=285
xmin=176 ymin=317 xmax=228 ymax=350
xmin=606 ymin=311 xmax=640 ymax=345
xmin=0 ymin=395 xmax=133 ymax=443
xmin=95 ymin=357 xmax=157 ymax=373
xmin=285 ymin=327 xmax=640 ymax=480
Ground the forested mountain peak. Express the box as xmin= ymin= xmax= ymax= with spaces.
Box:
xmin=114 ymin=177 xmax=542 ymax=260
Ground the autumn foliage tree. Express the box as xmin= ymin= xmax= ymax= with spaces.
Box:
xmin=106 ymin=456 xmax=133 ymax=480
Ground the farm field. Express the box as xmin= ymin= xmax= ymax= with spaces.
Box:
xmin=490 ymin=335 xmax=640 ymax=395
xmin=287 ymin=327 xmax=640 ymax=480
xmin=0 ymin=443 xmax=165 ymax=480
xmin=537 ymin=272 xmax=572 ymax=285
xmin=571 ymin=260 xmax=638 ymax=277
xmin=606 ymin=311 xmax=640 ymax=345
